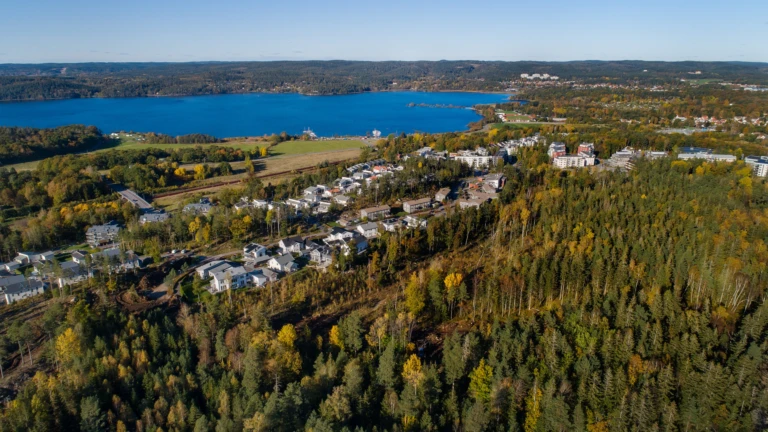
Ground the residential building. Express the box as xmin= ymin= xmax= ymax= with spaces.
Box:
xmin=279 ymin=236 xmax=305 ymax=254
xmin=459 ymin=199 xmax=485 ymax=209
xmin=1 ymin=261 xmax=20 ymax=273
xmin=333 ymin=195 xmax=353 ymax=207
xmin=678 ymin=152 xmax=736 ymax=162
xmin=14 ymin=251 xmax=55 ymax=266
xmin=553 ymin=155 xmax=589 ymax=168
xmin=548 ymin=142 xmax=567 ymax=158
xmin=86 ymin=221 xmax=121 ymax=247
xmin=3 ymin=278 xmax=45 ymax=304
xmin=404 ymin=215 xmax=427 ymax=229
xmin=577 ymin=143 xmax=595 ymax=156
xmin=484 ymin=173 xmax=506 ymax=190
xmin=381 ymin=218 xmax=404 ymax=232
xmin=745 ymin=155 xmax=768 ymax=177
xmin=71 ymin=251 xmax=88 ymax=264
xmin=233 ymin=198 xmax=256 ymax=212
xmin=316 ymin=201 xmax=333 ymax=214
xmin=196 ymin=260 xmax=232 ymax=279
xmin=243 ymin=243 xmax=269 ymax=263
xmin=360 ymin=205 xmax=391 ymax=220
xmin=268 ymin=254 xmax=298 ymax=273
xmin=403 ymin=197 xmax=432 ymax=214
xmin=303 ymin=186 xmax=324 ymax=202
xmin=325 ymin=227 xmax=356 ymax=243
xmin=248 ymin=268 xmax=279 ymax=287
xmin=0 ymin=274 xmax=26 ymax=290
xmin=451 ymin=149 xmax=500 ymax=168
xmin=183 ymin=202 xmax=213 ymax=215
xmin=55 ymin=261 xmax=92 ymax=287
xmin=139 ymin=211 xmax=170 ymax=224
xmin=310 ymin=245 xmax=334 ymax=266
xmin=286 ymin=198 xmax=311 ymax=210
xmin=435 ymin=187 xmax=451 ymax=202
xmin=355 ymin=222 xmax=379 ymax=239
xmin=90 ymin=248 xmax=150 ymax=271
xmin=211 ymin=266 xmax=248 ymax=292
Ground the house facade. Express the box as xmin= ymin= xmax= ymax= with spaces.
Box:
xmin=360 ymin=205 xmax=391 ymax=220
xmin=403 ymin=198 xmax=432 ymax=214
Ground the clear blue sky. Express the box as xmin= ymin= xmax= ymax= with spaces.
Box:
xmin=1 ymin=0 xmax=766 ymax=63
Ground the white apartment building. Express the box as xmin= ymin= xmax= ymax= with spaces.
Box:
xmin=745 ymin=155 xmax=768 ymax=177
xmin=553 ymin=155 xmax=589 ymax=168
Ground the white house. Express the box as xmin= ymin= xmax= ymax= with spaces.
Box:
xmin=279 ymin=236 xmax=304 ymax=254
xmin=333 ymin=195 xmax=353 ymax=207
xmin=404 ymin=215 xmax=427 ymax=229
xmin=196 ymin=260 xmax=232 ymax=279
xmin=310 ymin=245 xmax=334 ymax=266
xmin=210 ymin=266 xmax=248 ymax=292
xmin=15 ymin=251 xmax=55 ymax=266
xmin=268 ymin=254 xmax=298 ymax=273
xmin=381 ymin=218 xmax=404 ymax=232
xmin=3 ymin=278 xmax=45 ymax=304
xmin=355 ymin=222 xmax=379 ymax=239
xmin=243 ymin=243 xmax=269 ymax=263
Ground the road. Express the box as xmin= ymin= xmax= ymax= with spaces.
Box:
xmin=109 ymin=183 xmax=153 ymax=209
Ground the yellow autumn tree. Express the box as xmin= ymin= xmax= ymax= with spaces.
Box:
xmin=329 ymin=325 xmax=344 ymax=349
xmin=277 ymin=324 xmax=297 ymax=348
xmin=402 ymin=354 xmax=423 ymax=388
xmin=55 ymin=328 xmax=81 ymax=365
xmin=469 ymin=358 xmax=493 ymax=402
xmin=174 ymin=167 xmax=187 ymax=178
xmin=404 ymin=272 xmax=425 ymax=316
xmin=260 ymin=147 xmax=268 ymax=157
xmin=524 ymin=382 xmax=542 ymax=432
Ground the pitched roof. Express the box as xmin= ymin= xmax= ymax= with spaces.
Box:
xmin=273 ymin=254 xmax=295 ymax=266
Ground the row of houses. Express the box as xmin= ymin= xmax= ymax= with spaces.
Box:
xmin=495 ymin=135 xmax=544 ymax=156
xmin=232 ymin=163 xmax=405 ymax=217
xmin=412 ymin=146 xmax=507 ymax=169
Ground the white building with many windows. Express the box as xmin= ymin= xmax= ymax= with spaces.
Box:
xmin=745 ymin=155 xmax=768 ymax=177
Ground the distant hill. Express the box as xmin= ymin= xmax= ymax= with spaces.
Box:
xmin=0 ymin=60 xmax=766 ymax=101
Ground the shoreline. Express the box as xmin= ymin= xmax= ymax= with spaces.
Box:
xmin=0 ymin=88 xmax=514 ymax=104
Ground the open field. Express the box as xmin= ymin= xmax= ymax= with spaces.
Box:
xmin=153 ymin=147 xmax=362 ymax=211
xmin=101 ymin=136 xmax=364 ymax=155
xmin=2 ymin=137 xmax=365 ymax=171
xmin=501 ymin=111 xmax=533 ymax=122
xmin=269 ymin=139 xmax=366 ymax=155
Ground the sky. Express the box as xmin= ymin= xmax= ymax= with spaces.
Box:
xmin=0 ymin=0 xmax=766 ymax=63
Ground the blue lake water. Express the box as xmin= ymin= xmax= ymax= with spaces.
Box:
xmin=0 ymin=92 xmax=510 ymax=137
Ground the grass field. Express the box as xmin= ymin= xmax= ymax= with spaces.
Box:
xmin=153 ymin=147 xmax=362 ymax=211
xmin=270 ymin=139 xmax=365 ymax=155
xmin=3 ymin=137 xmax=366 ymax=171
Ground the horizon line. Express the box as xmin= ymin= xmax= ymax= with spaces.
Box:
xmin=1 ymin=59 xmax=767 ymax=66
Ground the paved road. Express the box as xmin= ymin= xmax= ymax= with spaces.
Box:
xmin=110 ymin=184 xmax=153 ymax=209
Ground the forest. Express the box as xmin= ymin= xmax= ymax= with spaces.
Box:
xmin=0 ymin=125 xmax=104 ymax=165
xmin=0 ymin=144 xmax=767 ymax=431
xmin=1 ymin=60 xmax=767 ymax=101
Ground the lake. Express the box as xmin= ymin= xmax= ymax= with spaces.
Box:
xmin=0 ymin=92 xmax=510 ymax=137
